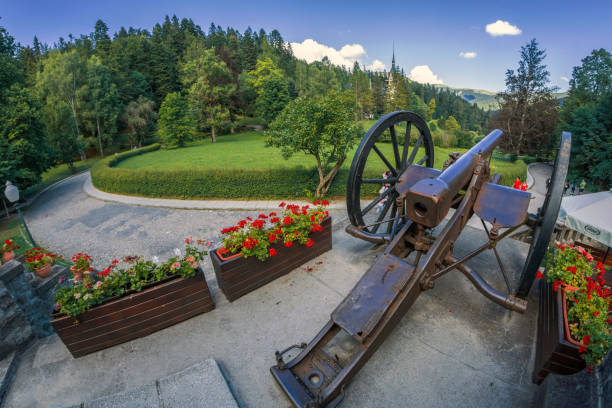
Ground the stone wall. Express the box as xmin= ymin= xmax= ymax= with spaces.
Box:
xmin=0 ymin=258 xmax=68 ymax=360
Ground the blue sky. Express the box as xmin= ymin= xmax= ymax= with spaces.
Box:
xmin=3 ymin=0 xmax=611 ymax=91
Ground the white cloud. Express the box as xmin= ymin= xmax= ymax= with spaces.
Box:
xmin=561 ymin=76 xmax=569 ymax=82
xmin=367 ymin=59 xmax=387 ymax=72
xmin=459 ymin=51 xmax=477 ymax=59
xmin=485 ymin=20 xmax=522 ymax=37
xmin=408 ymin=65 xmax=443 ymax=84
xmin=290 ymin=39 xmax=367 ymax=68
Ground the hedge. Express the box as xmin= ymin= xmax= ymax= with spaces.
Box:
xmin=91 ymin=144 xmax=526 ymax=199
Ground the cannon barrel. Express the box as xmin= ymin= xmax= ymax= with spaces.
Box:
xmin=398 ymin=129 xmax=503 ymax=228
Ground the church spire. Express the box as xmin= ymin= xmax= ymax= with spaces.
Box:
xmin=391 ymin=42 xmax=396 ymax=73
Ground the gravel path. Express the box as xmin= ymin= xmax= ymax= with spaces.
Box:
xmin=24 ymin=172 xmax=345 ymax=268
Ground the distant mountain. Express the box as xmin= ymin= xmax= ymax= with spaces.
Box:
xmin=433 ymin=85 xmax=568 ymax=111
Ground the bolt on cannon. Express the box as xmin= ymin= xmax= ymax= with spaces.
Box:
xmin=270 ymin=111 xmax=571 ymax=407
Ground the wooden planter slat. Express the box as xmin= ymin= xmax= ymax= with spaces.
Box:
xmin=51 ymin=268 xmax=214 ymax=358
xmin=532 ymin=280 xmax=585 ymax=384
xmin=211 ymin=217 xmax=332 ymax=302
xmin=61 ymin=289 xmax=209 ymax=344
xmin=67 ymin=297 xmax=208 ymax=354
xmin=55 ymin=281 xmax=206 ymax=337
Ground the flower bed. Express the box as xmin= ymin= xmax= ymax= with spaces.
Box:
xmin=532 ymin=244 xmax=611 ymax=383
xmin=52 ymin=239 xmax=215 ymax=357
xmin=210 ymin=201 xmax=332 ymax=301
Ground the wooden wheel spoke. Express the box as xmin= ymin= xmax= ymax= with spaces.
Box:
xmin=371 ymin=195 xmax=394 ymax=233
xmin=362 ymin=187 xmax=394 ymax=216
xmin=407 ymin=135 xmax=423 ymax=165
xmin=389 ymin=125 xmax=401 ymax=170
xmin=401 ymin=122 xmax=411 ymax=168
xmin=372 ymin=145 xmax=397 ymax=176
xmin=416 ymin=155 xmax=428 ymax=165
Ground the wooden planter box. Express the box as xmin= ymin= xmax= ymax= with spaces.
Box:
xmin=51 ymin=268 xmax=214 ymax=358
xmin=532 ymin=280 xmax=586 ymax=384
xmin=210 ymin=216 xmax=332 ymax=302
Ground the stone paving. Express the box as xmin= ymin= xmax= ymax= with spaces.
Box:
xmin=2 ymin=169 xmax=550 ymax=407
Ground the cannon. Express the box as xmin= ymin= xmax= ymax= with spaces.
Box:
xmin=271 ymin=111 xmax=571 ymax=407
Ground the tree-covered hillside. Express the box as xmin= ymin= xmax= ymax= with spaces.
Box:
xmin=2 ymin=15 xmax=490 ymax=191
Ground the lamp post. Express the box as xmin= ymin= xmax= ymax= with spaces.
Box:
xmin=4 ymin=181 xmax=37 ymax=247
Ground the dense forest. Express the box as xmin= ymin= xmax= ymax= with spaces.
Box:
xmin=0 ymin=15 xmax=490 ymax=192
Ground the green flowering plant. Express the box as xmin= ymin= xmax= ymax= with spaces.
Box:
xmin=54 ymin=238 xmax=210 ymax=318
xmin=541 ymin=243 xmax=611 ymax=369
xmin=220 ymin=201 xmax=330 ymax=261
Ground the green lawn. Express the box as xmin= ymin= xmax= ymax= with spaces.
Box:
xmin=117 ymin=130 xmax=523 ymax=180
xmin=99 ymin=130 xmax=525 ymax=199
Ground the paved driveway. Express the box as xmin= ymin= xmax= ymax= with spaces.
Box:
xmin=7 ymin=173 xmax=542 ymax=408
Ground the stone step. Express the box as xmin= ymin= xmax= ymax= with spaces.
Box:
xmin=76 ymin=359 xmax=239 ymax=408
xmin=0 ymin=351 xmax=19 ymax=407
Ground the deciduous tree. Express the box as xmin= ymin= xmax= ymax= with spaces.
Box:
xmin=266 ymin=91 xmax=363 ymax=197
xmin=158 ymin=92 xmax=196 ymax=148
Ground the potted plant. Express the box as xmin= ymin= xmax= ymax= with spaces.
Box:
xmin=70 ymin=252 xmax=94 ymax=280
xmin=210 ymin=201 xmax=332 ymax=301
xmin=2 ymin=239 xmax=19 ymax=263
xmin=51 ymin=238 xmax=215 ymax=358
xmin=533 ymin=243 xmax=611 ymax=384
xmin=24 ymin=248 xmax=59 ymax=278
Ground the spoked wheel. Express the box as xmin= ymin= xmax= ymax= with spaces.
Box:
xmin=515 ymin=132 xmax=572 ymax=298
xmin=347 ymin=111 xmax=435 ymax=241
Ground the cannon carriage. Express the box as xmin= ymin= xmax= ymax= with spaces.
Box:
xmin=271 ymin=111 xmax=571 ymax=407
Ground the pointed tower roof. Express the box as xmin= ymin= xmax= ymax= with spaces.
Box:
xmin=391 ymin=42 xmax=396 ymax=73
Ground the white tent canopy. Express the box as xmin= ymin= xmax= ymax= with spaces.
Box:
xmin=558 ymin=191 xmax=612 ymax=248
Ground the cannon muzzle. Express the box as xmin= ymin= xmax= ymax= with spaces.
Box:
xmin=396 ymin=129 xmax=503 ymax=228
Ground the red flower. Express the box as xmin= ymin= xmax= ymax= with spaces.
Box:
xmin=185 ymin=237 xmax=192 ymax=244
xmin=284 ymin=241 xmax=293 ymax=248
xmin=269 ymin=212 xmax=277 ymax=216
xmin=283 ymin=216 xmax=294 ymax=226
xmin=275 ymin=228 xmax=282 ymax=235
xmin=578 ymin=345 xmax=588 ymax=353
xmin=305 ymin=238 xmax=314 ymax=248
xmin=321 ymin=200 xmax=329 ymax=206
xmin=553 ymin=280 xmax=564 ymax=292
xmin=270 ymin=217 xmax=280 ymax=223
xmin=593 ymin=311 xmax=600 ymax=317
xmin=246 ymin=216 xmax=253 ymax=221
xmin=268 ymin=233 xmax=277 ymax=243
xmin=243 ymin=237 xmax=258 ymax=250
xmin=313 ymin=200 xmax=320 ymax=205
xmin=566 ymin=266 xmax=577 ymax=274
xmin=258 ymin=214 xmax=268 ymax=219
xmin=607 ymin=318 xmax=612 ymax=324
xmin=269 ymin=248 xmax=277 ymax=257
xmin=535 ymin=270 xmax=544 ymax=280
xmin=279 ymin=202 xmax=286 ymax=207
xmin=583 ymin=335 xmax=591 ymax=345
xmin=251 ymin=220 xmax=265 ymax=229
xmin=596 ymin=261 xmax=604 ymax=272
